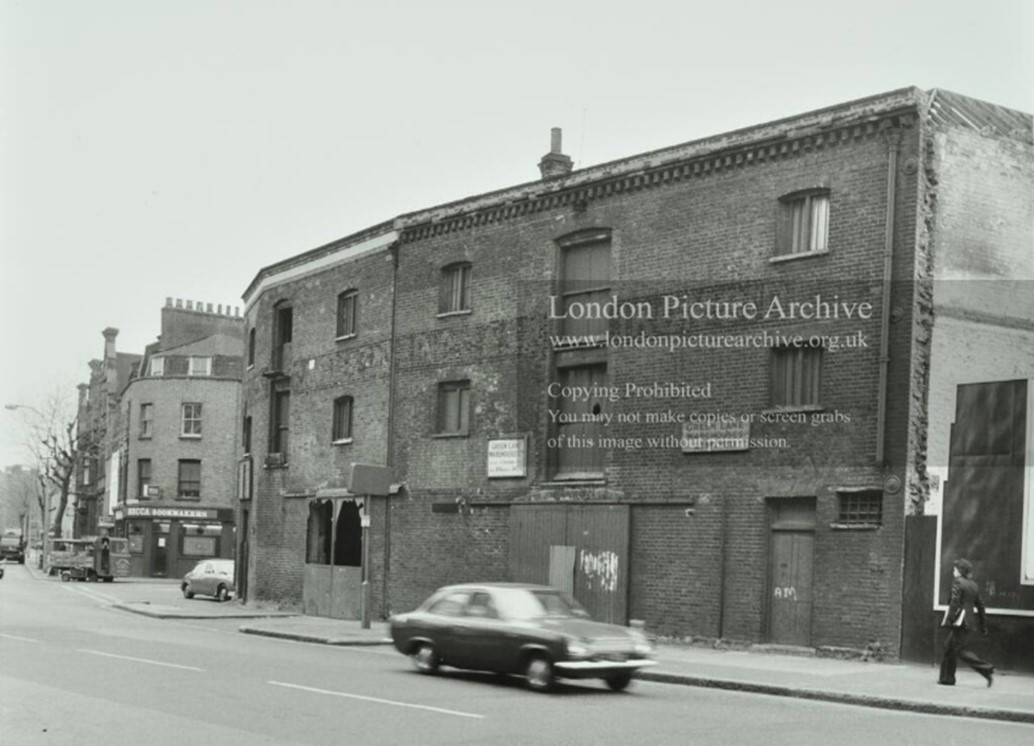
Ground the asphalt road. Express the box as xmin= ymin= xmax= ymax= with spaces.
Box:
xmin=2 ymin=566 xmax=1031 ymax=745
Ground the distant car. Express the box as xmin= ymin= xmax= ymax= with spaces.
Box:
xmin=181 ymin=559 xmax=235 ymax=602
xmin=389 ymin=582 xmax=656 ymax=692
xmin=0 ymin=531 xmax=25 ymax=564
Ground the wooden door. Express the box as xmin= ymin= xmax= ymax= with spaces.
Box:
xmin=768 ymin=530 xmax=814 ymax=645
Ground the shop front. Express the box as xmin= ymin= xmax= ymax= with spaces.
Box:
xmin=115 ymin=505 xmax=235 ymax=578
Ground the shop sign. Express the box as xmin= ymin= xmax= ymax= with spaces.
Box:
xmin=125 ymin=506 xmax=218 ymax=520
xmin=487 ymin=437 xmax=528 ymax=478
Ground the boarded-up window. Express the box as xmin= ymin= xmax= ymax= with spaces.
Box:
xmin=554 ymin=363 xmax=607 ymax=479
xmin=556 ymin=230 xmax=612 ymax=340
xmin=437 ymin=380 xmax=470 ymax=435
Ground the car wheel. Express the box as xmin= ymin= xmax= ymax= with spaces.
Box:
xmin=605 ymin=673 xmax=633 ymax=692
xmin=181 ymin=583 xmax=194 ymax=599
xmin=412 ymin=643 xmax=440 ymax=674
xmin=60 ymin=571 xmax=71 ymax=582
xmin=216 ymin=585 xmax=230 ymax=602
xmin=525 ymin=654 xmax=556 ymax=693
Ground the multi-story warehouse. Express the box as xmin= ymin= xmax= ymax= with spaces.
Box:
xmin=240 ymin=87 xmax=1033 ymax=663
xmin=114 ymin=299 xmax=244 ymax=578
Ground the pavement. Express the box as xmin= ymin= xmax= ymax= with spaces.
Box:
xmin=20 ymin=562 xmax=1034 ymax=725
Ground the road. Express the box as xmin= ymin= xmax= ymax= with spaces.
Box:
xmin=1 ymin=565 xmax=1031 ymax=745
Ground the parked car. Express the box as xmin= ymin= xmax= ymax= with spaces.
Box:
xmin=389 ymin=582 xmax=656 ymax=692
xmin=181 ymin=559 xmax=235 ymax=601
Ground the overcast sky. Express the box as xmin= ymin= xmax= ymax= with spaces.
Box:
xmin=2 ymin=0 xmax=1032 ymax=466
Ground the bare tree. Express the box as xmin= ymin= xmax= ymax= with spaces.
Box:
xmin=9 ymin=395 xmax=94 ymax=540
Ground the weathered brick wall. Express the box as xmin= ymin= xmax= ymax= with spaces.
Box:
xmin=122 ymin=376 xmax=240 ymax=507
xmin=243 ymin=245 xmax=395 ymax=606
xmin=387 ymin=119 xmax=921 ymax=653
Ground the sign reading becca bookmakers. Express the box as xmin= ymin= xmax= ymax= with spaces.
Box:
xmin=125 ymin=506 xmax=219 ymax=520
xmin=487 ymin=438 xmax=528 ymax=478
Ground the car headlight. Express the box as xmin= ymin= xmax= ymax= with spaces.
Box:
xmin=630 ymin=631 xmax=654 ymax=656
xmin=565 ymin=638 xmax=590 ymax=658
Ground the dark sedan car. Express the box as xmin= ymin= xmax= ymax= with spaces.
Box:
xmin=389 ymin=582 xmax=656 ymax=692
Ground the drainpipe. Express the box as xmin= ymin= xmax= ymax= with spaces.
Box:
xmin=382 ymin=240 xmax=400 ymax=619
xmin=875 ymin=128 xmax=901 ymax=465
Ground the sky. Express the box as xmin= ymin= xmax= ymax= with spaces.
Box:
xmin=1 ymin=0 xmax=1032 ymax=466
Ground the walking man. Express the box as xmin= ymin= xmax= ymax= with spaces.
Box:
xmin=938 ymin=558 xmax=994 ymax=687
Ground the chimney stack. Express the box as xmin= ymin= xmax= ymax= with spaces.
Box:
xmin=102 ymin=327 xmax=119 ymax=363
xmin=538 ymin=127 xmax=573 ymax=180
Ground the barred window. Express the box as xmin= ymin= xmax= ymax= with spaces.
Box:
xmin=770 ymin=343 xmax=822 ymax=407
xmin=837 ymin=490 xmax=882 ymax=525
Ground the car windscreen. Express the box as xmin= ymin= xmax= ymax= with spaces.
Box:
xmin=495 ymin=589 xmax=586 ymax=620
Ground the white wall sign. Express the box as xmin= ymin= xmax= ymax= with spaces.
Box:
xmin=487 ymin=438 xmax=528 ymax=478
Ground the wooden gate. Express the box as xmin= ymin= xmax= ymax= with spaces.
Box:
xmin=510 ymin=504 xmax=629 ymax=624
xmin=767 ymin=498 xmax=815 ymax=646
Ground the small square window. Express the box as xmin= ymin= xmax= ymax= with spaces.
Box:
xmin=837 ymin=490 xmax=882 ymax=525
xmin=770 ymin=344 xmax=822 ymax=407
xmin=337 ymin=290 xmax=358 ymax=338
xmin=149 ymin=357 xmax=165 ymax=376
xmin=181 ymin=402 xmax=202 ymax=437
xmin=188 ymin=357 xmax=211 ymax=376
xmin=439 ymin=263 xmax=471 ymax=314
xmin=332 ymin=396 xmax=353 ymax=442
xmin=777 ymin=191 xmax=829 ymax=257
xmin=437 ymin=380 xmax=470 ymax=435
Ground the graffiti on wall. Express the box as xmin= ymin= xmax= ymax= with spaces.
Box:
xmin=580 ymin=550 xmax=619 ymax=592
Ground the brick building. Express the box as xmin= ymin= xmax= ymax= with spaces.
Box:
xmin=240 ymin=87 xmax=1033 ymax=660
xmin=76 ymin=328 xmax=141 ymax=538
xmin=114 ymin=299 xmax=245 ymax=578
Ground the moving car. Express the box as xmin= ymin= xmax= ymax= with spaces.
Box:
xmin=389 ymin=582 xmax=656 ymax=692
xmin=181 ymin=558 xmax=235 ymax=601
xmin=0 ymin=531 xmax=25 ymax=564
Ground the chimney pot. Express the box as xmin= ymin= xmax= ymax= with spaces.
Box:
xmin=538 ymin=126 xmax=573 ymax=180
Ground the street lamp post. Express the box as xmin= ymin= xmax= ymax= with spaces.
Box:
xmin=4 ymin=404 xmax=51 ymax=571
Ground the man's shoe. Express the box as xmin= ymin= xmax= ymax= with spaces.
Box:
xmin=986 ymin=672 xmax=994 ymax=688
xmin=937 ymin=680 xmax=955 ymax=686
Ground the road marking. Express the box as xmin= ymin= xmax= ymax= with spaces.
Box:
xmin=64 ymin=585 xmax=120 ymax=605
xmin=269 ymin=680 xmax=485 ymax=719
xmin=78 ymin=649 xmax=205 ymax=671
xmin=0 ymin=633 xmax=39 ymax=643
